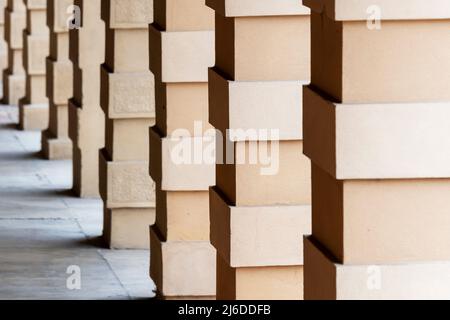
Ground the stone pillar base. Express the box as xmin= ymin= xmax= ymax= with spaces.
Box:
xmin=41 ymin=130 xmax=72 ymax=160
xmin=216 ymin=254 xmax=303 ymax=300
xmin=103 ymin=207 xmax=155 ymax=250
xmin=150 ymin=227 xmax=216 ymax=300
xmin=2 ymin=72 xmax=25 ymax=105
xmin=18 ymin=100 xmax=48 ymax=131
xmin=304 ymin=237 xmax=450 ymax=300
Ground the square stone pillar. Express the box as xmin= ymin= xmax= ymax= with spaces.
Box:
xmin=207 ymin=0 xmax=311 ymax=300
xmin=41 ymin=0 xmax=73 ymax=159
xmin=18 ymin=0 xmax=49 ymax=130
xmin=3 ymin=0 xmax=26 ymax=105
xmin=303 ymin=0 xmax=450 ymax=299
xmin=0 ymin=0 xmax=8 ymax=87
xmin=100 ymin=0 xmax=155 ymax=249
xmin=148 ymin=0 xmax=216 ymax=300
xmin=68 ymin=0 xmax=105 ymax=197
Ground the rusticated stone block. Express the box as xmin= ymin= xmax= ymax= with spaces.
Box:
xmin=102 ymin=0 xmax=152 ymax=29
xmin=100 ymin=66 xmax=155 ymax=119
xmin=150 ymin=227 xmax=216 ymax=298
xmin=23 ymin=34 xmax=48 ymax=74
xmin=99 ymin=150 xmax=155 ymax=209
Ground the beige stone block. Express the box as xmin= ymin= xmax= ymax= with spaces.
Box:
xmin=18 ymin=101 xmax=48 ymax=131
xmin=41 ymin=130 xmax=72 ymax=160
xmin=3 ymin=72 xmax=25 ymax=105
xmin=311 ymin=164 xmax=450 ymax=265
xmin=7 ymin=0 xmax=25 ymax=12
xmin=150 ymin=227 xmax=216 ymax=298
xmin=99 ymin=149 xmax=156 ymax=209
xmin=47 ymin=0 xmax=72 ymax=33
xmin=103 ymin=207 xmax=155 ymax=249
xmin=209 ymin=68 xmax=307 ymax=141
xmin=104 ymin=118 xmax=153 ymax=161
xmin=100 ymin=66 xmax=155 ymax=119
xmin=155 ymin=187 xmax=210 ymax=241
xmin=72 ymin=65 xmax=100 ymax=107
xmin=5 ymin=9 xmax=25 ymax=49
xmin=149 ymin=128 xmax=216 ymax=191
xmin=69 ymin=100 xmax=104 ymax=198
xmin=309 ymin=11 xmax=450 ymax=103
xmin=69 ymin=0 xmax=105 ymax=70
xmin=215 ymin=13 xmax=310 ymax=81
xmin=26 ymin=2 xmax=47 ymax=34
xmin=217 ymin=254 xmax=303 ymax=300
xmin=207 ymin=0 xmax=310 ymax=17
xmin=25 ymin=74 xmax=47 ymax=103
xmin=26 ymin=0 xmax=46 ymax=10
xmin=46 ymin=58 xmax=73 ymax=105
xmin=304 ymin=236 xmax=450 ymax=300
xmin=104 ymin=27 xmax=149 ymax=73
xmin=8 ymin=47 xmax=24 ymax=74
xmin=155 ymin=81 xmax=212 ymax=137
xmin=149 ymin=25 xmax=214 ymax=83
xmin=217 ymin=139 xmax=310 ymax=206
xmin=154 ymin=0 xmax=214 ymax=31
xmin=101 ymin=0 xmax=152 ymax=29
xmin=72 ymin=146 xmax=100 ymax=198
xmin=304 ymin=0 xmax=450 ymax=21
xmin=304 ymin=86 xmax=450 ymax=180
xmin=47 ymin=102 xmax=69 ymax=138
xmin=48 ymin=31 xmax=69 ymax=61
xmin=210 ymin=187 xmax=310 ymax=267
xmin=23 ymin=33 xmax=48 ymax=75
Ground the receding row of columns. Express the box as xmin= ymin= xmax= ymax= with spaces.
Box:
xmin=2 ymin=0 xmax=449 ymax=300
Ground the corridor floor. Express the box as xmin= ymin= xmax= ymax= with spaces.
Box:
xmin=0 ymin=104 xmax=155 ymax=300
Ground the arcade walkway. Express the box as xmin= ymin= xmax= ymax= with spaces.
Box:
xmin=0 ymin=104 xmax=154 ymax=300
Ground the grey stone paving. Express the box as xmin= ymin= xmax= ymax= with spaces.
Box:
xmin=0 ymin=105 xmax=156 ymax=300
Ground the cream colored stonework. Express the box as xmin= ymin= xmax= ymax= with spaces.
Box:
xmin=100 ymin=0 xmax=155 ymax=249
